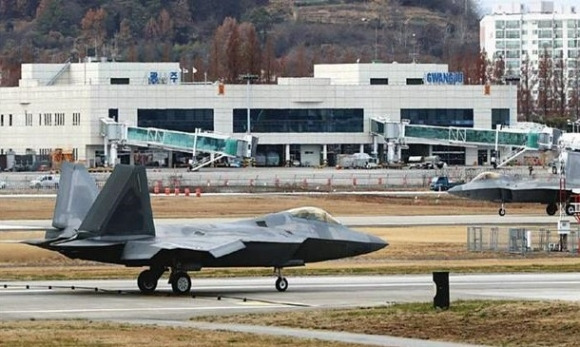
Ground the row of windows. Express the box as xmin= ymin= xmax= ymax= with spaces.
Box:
xmin=401 ymin=109 xmax=474 ymax=127
xmin=232 ymin=109 xmax=364 ymax=133
xmin=138 ymin=109 xmax=214 ymax=132
xmin=496 ymin=20 xmax=580 ymax=30
xmin=1 ymin=113 xmax=81 ymax=127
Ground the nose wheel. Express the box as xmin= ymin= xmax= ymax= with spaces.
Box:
xmin=498 ymin=204 xmax=506 ymax=216
xmin=274 ymin=267 xmax=288 ymax=292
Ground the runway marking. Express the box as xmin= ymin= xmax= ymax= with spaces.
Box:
xmin=0 ymin=305 xmax=290 ymax=315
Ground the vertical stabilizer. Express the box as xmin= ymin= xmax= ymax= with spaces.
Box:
xmin=78 ymin=165 xmax=155 ymax=237
xmin=52 ymin=162 xmax=99 ymax=230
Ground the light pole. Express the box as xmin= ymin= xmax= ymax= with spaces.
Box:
xmin=239 ymin=74 xmax=258 ymax=134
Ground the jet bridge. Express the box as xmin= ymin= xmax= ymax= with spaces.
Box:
xmin=371 ymin=118 xmax=558 ymax=167
xmin=100 ymin=118 xmax=257 ymax=169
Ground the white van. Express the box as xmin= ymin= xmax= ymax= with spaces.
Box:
xmin=30 ymin=174 xmax=60 ymax=189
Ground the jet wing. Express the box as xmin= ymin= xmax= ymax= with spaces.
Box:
xmin=122 ymin=237 xmax=247 ymax=261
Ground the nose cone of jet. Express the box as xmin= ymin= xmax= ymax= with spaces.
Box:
xmin=447 ymin=184 xmax=464 ymax=197
xmin=368 ymin=235 xmax=388 ymax=252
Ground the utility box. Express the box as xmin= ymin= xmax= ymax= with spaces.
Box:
xmin=433 ymin=271 xmax=450 ymax=310
xmin=558 ymin=220 xmax=571 ymax=235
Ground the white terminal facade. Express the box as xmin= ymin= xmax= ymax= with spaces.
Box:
xmin=0 ymin=60 xmax=516 ymax=167
xmin=480 ymin=1 xmax=580 ymax=79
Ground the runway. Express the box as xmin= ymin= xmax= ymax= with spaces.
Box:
xmin=2 ymin=273 xmax=580 ymax=321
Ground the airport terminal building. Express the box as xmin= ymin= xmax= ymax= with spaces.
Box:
xmin=0 ymin=60 xmax=516 ymax=168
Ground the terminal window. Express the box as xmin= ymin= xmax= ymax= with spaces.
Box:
xmin=138 ymin=109 xmax=214 ymax=132
xmin=370 ymin=78 xmax=388 ymax=85
xmin=491 ymin=109 xmax=510 ymax=129
xmin=232 ymin=108 xmax=364 ymax=133
xmin=401 ymin=109 xmax=474 ymax=127
xmin=110 ymin=78 xmax=130 ymax=85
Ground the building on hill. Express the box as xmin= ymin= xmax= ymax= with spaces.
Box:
xmin=0 ymin=59 xmax=516 ymax=168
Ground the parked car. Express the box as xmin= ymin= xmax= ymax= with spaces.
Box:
xmin=30 ymin=174 xmax=59 ymax=189
xmin=429 ymin=176 xmax=464 ymax=191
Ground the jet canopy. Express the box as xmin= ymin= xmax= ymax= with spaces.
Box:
xmin=286 ymin=207 xmax=341 ymax=225
xmin=471 ymin=171 xmax=503 ymax=182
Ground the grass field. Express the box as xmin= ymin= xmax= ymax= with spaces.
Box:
xmin=195 ymin=300 xmax=580 ymax=347
xmin=0 ymin=320 xmax=361 ymax=347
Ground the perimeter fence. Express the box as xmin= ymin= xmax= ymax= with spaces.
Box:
xmin=467 ymin=226 xmax=580 ymax=254
xmin=0 ymin=165 xmax=552 ymax=193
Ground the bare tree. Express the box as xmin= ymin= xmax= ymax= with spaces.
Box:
xmin=552 ymin=51 xmax=567 ymax=117
xmin=518 ymin=53 xmax=535 ymax=121
xmin=536 ymin=47 xmax=553 ymax=118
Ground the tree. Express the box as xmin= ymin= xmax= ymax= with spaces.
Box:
xmin=144 ymin=17 xmax=160 ymax=40
xmin=262 ymin=34 xmax=276 ymax=83
xmin=81 ymin=8 xmax=107 ymax=47
xmin=158 ymin=8 xmax=173 ymax=41
xmin=238 ymin=22 xmax=261 ymax=77
xmin=536 ymin=47 xmax=554 ymax=118
xmin=552 ymin=51 xmax=567 ymax=117
xmin=518 ymin=53 xmax=535 ymax=121
xmin=490 ymin=54 xmax=506 ymax=85
xmin=170 ymin=0 xmax=191 ymax=44
xmin=225 ymin=20 xmax=241 ymax=82
xmin=569 ymin=57 xmax=580 ymax=121
xmin=36 ymin=0 xmax=80 ymax=37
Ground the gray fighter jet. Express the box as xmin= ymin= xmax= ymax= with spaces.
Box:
xmin=448 ymin=171 xmax=574 ymax=216
xmin=24 ymin=163 xmax=387 ymax=294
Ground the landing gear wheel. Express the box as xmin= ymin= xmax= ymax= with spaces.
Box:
xmin=170 ymin=272 xmax=191 ymax=295
xmin=566 ymin=204 xmax=575 ymax=216
xmin=498 ymin=208 xmax=506 ymax=216
xmin=137 ymin=269 xmax=158 ymax=294
xmin=275 ymin=277 xmax=288 ymax=292
xmin=546 ymin=203 xmax=558 ymax=216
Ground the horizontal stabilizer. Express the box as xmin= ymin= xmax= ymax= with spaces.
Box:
xmin=79 ymin=165 xmax=155 ymax=237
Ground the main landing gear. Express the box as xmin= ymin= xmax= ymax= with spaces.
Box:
xmin=546 ymin=203 xmax=558 ymax=216
xmin=274 ymin=267 xmax=288 ymax=292
xmin=137 ymin=268 xmax=192 ymax=295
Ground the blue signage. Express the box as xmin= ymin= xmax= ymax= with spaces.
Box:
xmin=169 ymin=71 xmax=178 ymax=84
xmin=424 ymin=72 xmax=464 ymax=85
xmin=149 ymin=71 xmax=159 ymax=84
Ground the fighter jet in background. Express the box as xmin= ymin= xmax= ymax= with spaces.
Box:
xmin=24 ymin=163 xmax=387 ymax=295
xmin=448 ymin=171 xmax=575 ymax=216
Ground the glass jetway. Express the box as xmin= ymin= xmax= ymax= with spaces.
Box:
xmin=100 ymin=118 xmax=257 ymax=169
xmin=371 ymin=118 xmax=559 ymax=167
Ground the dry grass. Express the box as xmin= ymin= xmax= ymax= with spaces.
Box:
xmin=195 ymin=300 xmax=580 ymax=347
xmin=0 ymin=320 xmax=360 ymax=347
xmin=0 ymin=194 xmax=547 ymax=220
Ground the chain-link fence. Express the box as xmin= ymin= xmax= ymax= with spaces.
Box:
xmin=467 ymin=226 xmax=580 ymax=253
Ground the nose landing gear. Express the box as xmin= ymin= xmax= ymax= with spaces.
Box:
xmin=498 ymin=203 xmax=506 ymax=216
xmin=274 ymin=267 xmax=288 ymax=292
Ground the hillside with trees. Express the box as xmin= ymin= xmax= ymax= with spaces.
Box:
xmin=0 ymin=0 xmax=482 ymax=85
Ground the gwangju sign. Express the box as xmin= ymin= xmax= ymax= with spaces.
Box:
xmin=424 ymin=72 xmax=464 ymax=85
